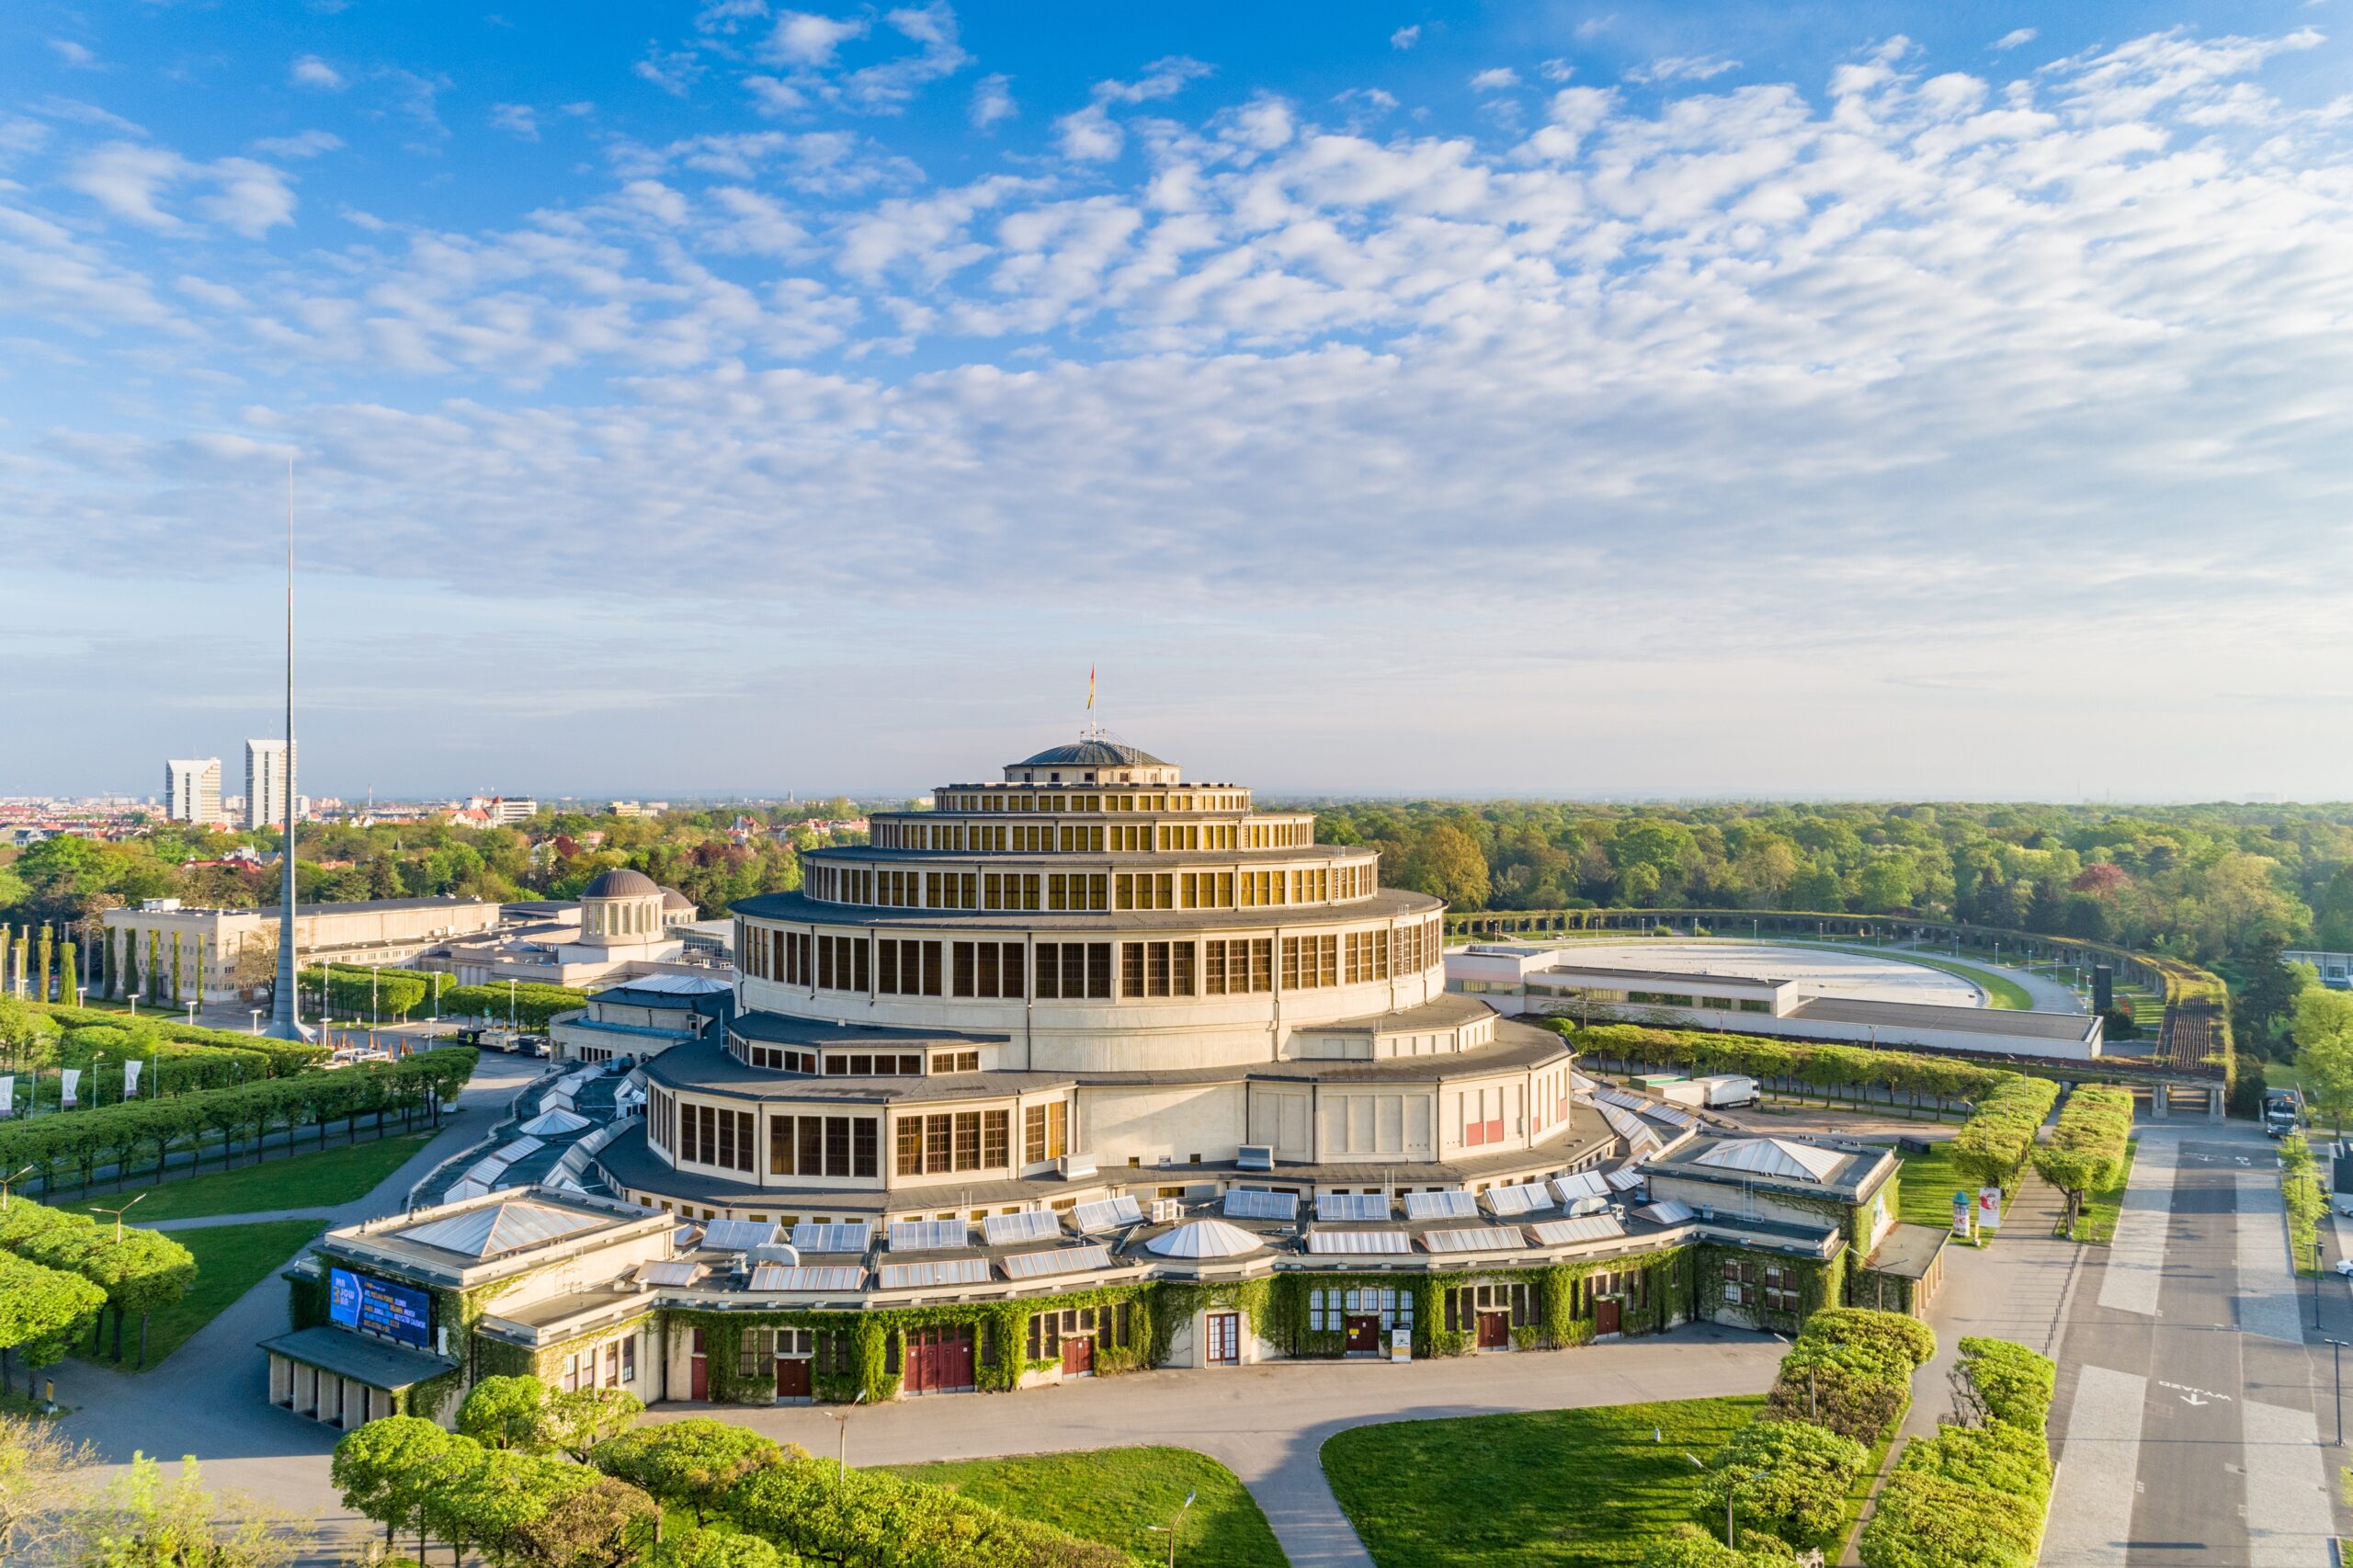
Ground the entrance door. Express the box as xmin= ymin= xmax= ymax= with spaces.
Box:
xmin=1595 ymin=1298 xmax=1622 ymax=1336
xmin=1345 ymin=1314 xmax=1383 ymax=1354
xmin=1061 ymin=1335 xmax=1094 ymax=1377
xmin=689 ymin=1329 xmax=709 ymax=1401
xmin=1476 ymin=1311 xmax=1510 ymax=1349
xmin=904 ymin=1325 xmax=976 ymax=1392
xmin=1206 ymin=1311 xmax=1240 ymax=1365
xmin=775 ymin=1356 xmax=812 ymax=1400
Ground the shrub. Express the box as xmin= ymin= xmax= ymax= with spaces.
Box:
xmin=1859 ymin=1469 xmax=2043 ymax=1568
xmin=1858 ymin=1337 xmax=2054 ymax=1568
xmin=1698 ymin=1419 xmax=1868 ymax=1549
xmin=1955 ymin=1337 xmax=2053 ymax=1432
xmin=722 ymin=1458 xmax=1131 ymax=1568
xmin=1636 ymin=1526 xmax=1801 ymax=1567
xmin=1948 ymin=1077 xmax=2060 ymax=1192
xmin=1765 ymin=1360 xmax=1909 ymax=1444
xmin=1798 ymin=1309 xmax=1937 ymax=1373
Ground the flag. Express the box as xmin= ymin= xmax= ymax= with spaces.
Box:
xmin=0 ymin=1076 xmax=12 ymax=1116
xmin=1087 ymin=666 xmax=1096 ymax=710
xmin=60 ymin=1068 xmax=79 ymax=1108
xmin=125 ymin=1060 xmax=142 ymax=1097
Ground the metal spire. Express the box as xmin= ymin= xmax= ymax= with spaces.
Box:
xmin=263 ymin=454 xmax=311 ymax=1041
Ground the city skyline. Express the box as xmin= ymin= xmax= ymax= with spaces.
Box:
xmin=5 ymin=1 xmax=2351 ymax=800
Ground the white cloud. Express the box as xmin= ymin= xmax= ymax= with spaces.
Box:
xmin=50 ymin=40 xmax=98 ymax=69
xmin=1391 ymin=26 xmax=1420 ymax=51
xmin=1627 ymin=54 xmax=1740 ymax=85
xmin=766 ymin=10 xmax=868 ymax=67
xmin=290 ymin=55 xmax=345 ymax=91
xmin=63 ymin=142 xmax=296 ymax=236
xmin=635 ymin=46 xmax=704 ymax=97
xmin=254 ymin=130 xmax=344 ymax=158
xmin=970 ymin=74 xmax=1017 ymax=129
xmin=1470 ymin=68 xmax=1522 ymax=92
xmin=1574 ymin=14 xmax=1615 ymax=40
xmin=1540 ymin=59 xmax=1574 ymax=83
xmin=63 ymin=142 xmax=190 ymax=230
xmin=492 ymin=104 xmax=540 ymax=140
xmin=1992 ymin=28 xmax=2039 ymax=51
xmin=1055 ymin=102 xmax=1123 ymax=162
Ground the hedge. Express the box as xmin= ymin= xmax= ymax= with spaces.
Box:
xmin=1859 ymin=1337 xmax=2054 ymax=1568
xmin=438 ymin=983 xmax=591 ymax=1029
xmin=0 ymin=1195 xmax=195 ymax=1366
xmin=1556 ymin=1021 xmax=2015 ymax=1105
xmin=30 ymin=1004 xmax=326 ymax=1076
xmin=0 ymin=1047 xmax=477 ymax=1197
xmin=2033 ymin=1085 xmax=2133 ymax=1228
xmin=1946 ymin=1076 xmax=2060 ymax=1193
xmin=1765 ymin=1307 xmax=1934 ymax=1444
xmin=722 ymin=1453 xmax=1129 ymax=1568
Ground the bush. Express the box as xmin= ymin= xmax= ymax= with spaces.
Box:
xmin=1765 ymin=1307 xmax=1931 ymax=1443
xmin=1858 ymin=1337 xmax=2054 ymax=1568
xmin=1765 ymin=1359 xmax=1909 ymax=1444
xmin=722 ymin=1457 xmax=1131 ymax=1568
xmin=1555 ymin=1022 xmax=2013 ymax=1105
xmin=1859 ymin=1469 xmax=2043 ymax=1568
xmin=1948 ymin=1077 xmax=2060 ymax=1192
xmin=1636 ymin=1527 xmax=1800 ymax=1567
xmin=1955 ymin=1337 xmax=2053 ymax=1432
xmin=1799 ymin=1309 xmax=1937 ymax=1373
xmin=1698 ymin=1419 xmax=1868 ymax=1549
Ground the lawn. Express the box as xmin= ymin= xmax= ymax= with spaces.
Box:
xmin=1322 ymin=1396 xmax=1763 ymax=1568
xmin=72 ymin=1218 xmax=326 ymax=1371
xmin=2073 ymin=1138 xmax=2138 ymax=1244
xmin=881 ymin=1446 xmax=1284 ymax=1568
xmin=1893 ymin=1145 xmax=1972 ymax=1229
xmin=59 ymin=1131 xmax=434 ymax=1221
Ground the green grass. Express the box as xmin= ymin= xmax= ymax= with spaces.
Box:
xmin=1322 ymin=1396 xmax=1763 ymax=1568
xmin=2266 ymin=1062 xmax=2309 ymax=1093
xmin=1893 ymin=1145 xmax=1972 ymax=1230
xmin=1835 ymin=1428 xmax=1899 ymax=1561
xmin=2073 ymin=1138 xmax=2137 ymax=1244
xmin=881 ymin=1446 xmax=1284 ymax=1568
xmin=71 ymin=1219 xmax=326 ymax=1371
xmin=59 ymin=1131 xmax=433 ymax=1221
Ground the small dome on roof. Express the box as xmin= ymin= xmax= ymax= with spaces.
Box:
xmin=1144 ymin=1219 xmax=1263 ymax=1260
xmin=582 ymin=868 xmax=659 ymax=899
xmin=1691 ymin=1137 xmax=1847 ymax=1184
xmin=1014 ymin=740 xmax=1169 ymax=768
xmin=659 ymin=886 xmax=695 ymax=912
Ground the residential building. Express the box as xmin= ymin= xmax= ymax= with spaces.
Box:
xmin=245 ymin=739 xmax=296 ymax=830
xmin=164 ymin=758 xmax=224 ymax=825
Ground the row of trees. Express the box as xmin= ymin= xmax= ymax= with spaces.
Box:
xmin=0 ymin=1196 xmax=194 ymax=1369
xmin=0 ymin=1047 xmax=475 ymax=1198
xmin=1859 ymin=1337 xmax=2056 ymax=1568
xmin=1559 ymin=1021 xmax=2017 ymax=1108
xmin=333 ymin=1373 xmax=1131 ymax=1568
xmin=2032 ymin=1085 xmax=2134 ymax=1235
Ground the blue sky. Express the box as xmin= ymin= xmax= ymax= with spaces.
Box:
xmin=4 ymin=2 xmax=2350 ymax=801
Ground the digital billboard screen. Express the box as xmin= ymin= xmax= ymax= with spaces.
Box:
xmin=326 ymin=1266 xmax=434 ymax=1352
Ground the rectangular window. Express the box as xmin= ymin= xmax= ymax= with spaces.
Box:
xmin=896 ymin=1118 xmax=922 ymax=1177
xmin=853 ymin=1118 xmax=878 ymax=1178
xmin=926 ymin=1115 xmax=951 ymax=1172
xmin=771 ymin=1116 xmax=792 ymax=1176
xmin=1087 ymin=942 xmax=1112 ymax=998
xmin=954 ymin=1112 xmax=981 ymax=1171
xmin=983 ymin=1109 xmax=1008 ymax=1168
xmin=825 ymin=1116 xmax=851 ymax=1176
xmin=798 ymin=1117 xmax=823 ymax=1176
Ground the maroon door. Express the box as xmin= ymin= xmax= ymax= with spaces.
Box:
xmin=1595 ymin=1298 xmax=1622 ymax=1336
xmin=905 ymin=1325 xmax=975 ymax=1392
xmin=775 ymin=1357 xmax=812 ymax=1400
xmin=1476 ymin=1311 xmax=1510 ymax=1349
xmin=1345 ymin=1315 xmax=1382 ymax=1353
xmin=689 ymin=1329 xmax=709 ymax=1401
xmin=1061 ymin=1335 xmax=1093 ymax=1377
xmin=1206 ymin=1312 xmax=1240 ymax=1365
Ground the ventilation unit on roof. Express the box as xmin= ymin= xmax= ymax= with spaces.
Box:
xmin=1235 ymin=1144 xmax=1274 ymax=1172
xmin=1150 ymin=1198 xmax=1183 ymax=1225
xmin=1059 ymin=1152 xmax=1098 ymax=1179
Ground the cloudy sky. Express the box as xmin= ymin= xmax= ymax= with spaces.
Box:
xmin=5 ymin=1 xmax=2351 ymax=803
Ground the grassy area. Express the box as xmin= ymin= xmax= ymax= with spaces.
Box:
xmin=1832 ymin=1428 xmax=1899 ymax=1562
xmin=1893 ymin=1145 xmax=1972 ymax=1230
xmin=72 ymin=1219 xmax=325 ymax=1371
xmin=1323 ymin=1397 xmax=1762 ymax=1568
xmin=59 ymin=1131 xmax=434 ymax=1221
xmin=881 ymin=1447 xmax=1283 ymax=1568
xmin=2073 ymin=1138 xmax=2138 ymax=1244
xmin=2266 ymin=1061 xmax=2308 ymax=1093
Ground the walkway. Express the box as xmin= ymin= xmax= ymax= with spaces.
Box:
xmin=654 ymin=1325 xmax=1788 ymax=1568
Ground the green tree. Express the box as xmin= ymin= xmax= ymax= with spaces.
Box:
xmin=542 ymin=1386 xmax=644 ymax=1463
xmin=1399 ymin=824 xmax=1491 ymax=909
xmin=589 ymin=1419 xmax=784 ymax=1527
xmin=458 ymin=1375 xmax=554 ymax=1453
xmin=332 ymin=1416 xmax=460 ymax=1553
xmin=422 ymin=1449 xmax=589 ymax=1568
xmin=70 ymin=1453 xmax=308 ymax=1568
xmin=647 ymin=1530 xmax=788 ymax=1568
xmin=58 ymin=938 xmax=77 ymax=1011
xmin=2295 ymin=988 xmax=2353 ymax=1139
xmin=507 ymin=1475 xmax=659 ymax=1568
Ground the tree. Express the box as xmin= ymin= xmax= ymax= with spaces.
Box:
xmin=1400 ymin=824 xmax=1491 ymax=909
xmin=648 ymin=1531 xmax=787 ymax=1568
xmin=422 ymin=1449 xmax=588 ymax=1568
xmin=2295 ymin=988 xmax=2353 ymax=1139
xmin=507 ymin=1476 xmax=659 ymax=1568
xmin=70 ymin=1453 xmax=308 ymax=1568
xmin=458 ymin=1374 xmax=553 ymax=1453
xmin=0 ymin=1415 xmax=96 ymax=1562
xmin=1698 ymin=1419 xmax=1868 ymax=1551
xmin=543 ymin=1386 xmax=644 ymax=1463
xmin=2238 ymin=932 xmax=2312 ymax=1052
xmin=589 ymin=1420 xmax=783 ymax=1527
xmin=58 ymin=939 xmax=77 ymax=1010
xmin=332 ymin=1416 xmax=467 ymax=1555
xmin=229 ymin=935 xmax=277 ymax=1006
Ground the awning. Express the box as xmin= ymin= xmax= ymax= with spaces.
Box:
xmin=258 ymin=1326 xmax=457 ymax=1392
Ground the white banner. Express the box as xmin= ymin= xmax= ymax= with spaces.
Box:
xmin=60 ymin=1068 xmax=80 ymax=1108
xmin=124 ymin=1060 xmax=142 ymax=1097
xmin=0 ymin=1076 xmax=12 ymax=1116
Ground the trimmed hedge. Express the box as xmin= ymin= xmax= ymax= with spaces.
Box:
xmin=0 ymin=1249 xmax=108 ymax=1389
xmin=438 ymin=983 xmax=591 ymax=1029
xmin=2033 ymin=1085 xmax=2133 ymax=1227
xmin=1859 ymin=1337 xmax=2055 ymax=1568
xmin=0 ymin=1195 xmax=195 ymax=1365
xmin=32 ymin=1004 xmax=327 ymax=1076
xmin=1765 ymin=1306 xmax=1934 ymax=1444
xmin=1555 ymin=1021 xmax=2015 ymax=1104
xmin=1947 ymin=1076 xmax=2060 ymax=1193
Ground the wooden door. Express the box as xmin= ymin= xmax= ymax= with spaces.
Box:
xmin=905 ymin=1325 xmax=975 ymax=1392
xmin=1060 ymin=1335 xmax=1093 ymax=1377
xmin=1345 ymin=1314 xmax=1382 ymax=1353
xmin=1206 ymin=1312 xmax=1239 ymax=1365
xmin=775 ymin=1356 xmax=812 ymax=1400
xmin=1476 ymin=1311 xmax=1510 ymax=1349
xmin=1595 ymin=1298 xmax=1621 ymax=1336
xmin=689 ymin=1329 xmax=709 ymax=1401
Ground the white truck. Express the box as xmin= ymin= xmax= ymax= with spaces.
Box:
xmin=1660 ymin=1074 xmax=1759 ymax=1110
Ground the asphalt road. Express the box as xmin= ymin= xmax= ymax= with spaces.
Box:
xmin=2042 ymin=1124 xmax=2347 ymax=1566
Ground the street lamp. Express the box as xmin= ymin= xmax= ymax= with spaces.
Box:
xmin=370 ymin=965 xmax=380 ymax=1031
xmin=831 ymin=1390 xmax=868 ymax=1512
xmin=1144 ymin=1491 xmax=1198 ymax=1568
xmin=2326 ymin=1338 xmax=2347 ymax=1448
xmin=2314 ymin=1239 xmax=2327 ymax=1330
xmin=250 ymin=1009 xmax=263 ymax=1035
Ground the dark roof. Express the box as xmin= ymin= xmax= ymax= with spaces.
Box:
xmin=730 ymin=885 xmax=1443 ymax=929
xmin=649 ymin=1034 xmax=1064 ymax=1104
xmin=1012 ymin=742 xmax=1168 ymax=768
xmin=660 ymin=886 xmax=696 ymax=912
xmin=584 ymin=868 xmax=661 ymax=899
xmin=257 ymin=1326 xmax=456 ymax=1391
xmin=1788 ymin=996 xmax=2097 ymax=1041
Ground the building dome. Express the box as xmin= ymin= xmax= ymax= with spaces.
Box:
xmin=1144 ymin=1219 xmax=1265 ymax=1260
xmin=660 ymin=886 xmax=695 ymax=912
xmin=1012 ymin=741 xmax=1169 ymax=769
xmin=583 ymin=868 xmax=659 ymax=899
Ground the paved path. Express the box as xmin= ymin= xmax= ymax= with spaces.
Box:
xmin=649 ymin=1325 xmax=1787 ymax=1568
xmin=2040 ymin=1119 xmax=2349 ymax=1565
xmin=48 ymin=1054 xmax=544 ymax=1525
xmin=146 ymin=1209 xmax=340 ymax=1232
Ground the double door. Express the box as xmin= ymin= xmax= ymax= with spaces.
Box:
xmin=903 ymin=1324 xmax=976 ymax=1393
xmin=1206 ymin=1311 xmax=1241 ymax=1366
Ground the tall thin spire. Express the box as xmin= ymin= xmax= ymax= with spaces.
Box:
xmin=264 ymin=454 xmax=311 ymax=1041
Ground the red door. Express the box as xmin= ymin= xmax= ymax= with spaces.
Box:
xmin=689 ymin=1329 xmax=709 ymax=1401
xmin=1476 ymin=1311 xmax=1510 ymax=1349
xmin=1206 ymin=1312 xmax=1239 ymax=1365
xmin=1060 ymin=1335 xmax=1093 ymax=1377
xmin=904 ymin=1325 xmax=975 ymax=1392
xmin=1345 ymin=1315 xmax=1382 ymax=1353
xmin=1595 ymin=1298 xmax=1621 ymax=1336
xmin=775 ymin=1356 xmax=812 ymax=1400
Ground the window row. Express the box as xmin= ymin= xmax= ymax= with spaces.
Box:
xmin=1027 ymin=1302 xmax=1132 ymax=1359
xmin=1443 ymin=1282 xmax=1537 ymax=1331
xmin=1722 ymin=1258 xmax=1799 ymax=1314
xmin=649 ymin=1088 xmax=884 ymax=1180
xmin=1025 ymin=1100 xmax=1070 ymax=1164
xmin=1307 ymin=1287 xmax=1415 ymax=1331
xmin=1574 ymin=1266 xmax=1655 ymax=1314
xmin=1458 ymin=1084 xmax=1512 ymax=1148
xmin=894 ymin=1110 xmax=1011 ymax=1176
xmin=727 ymin=1040 xmax=975 ymax=1077
xmin=1034 ymin=942 xmax=1115 ymax=999
xmin=925 ymin=791 xmax=1282 ymax=822
xmin=559 ymin=1332 xmax=638 ymax=1392
xmin=770 ymin=1114 xmax=881 ymax=1178
xmin=802 ymin=861 xmax=1373 ymax=912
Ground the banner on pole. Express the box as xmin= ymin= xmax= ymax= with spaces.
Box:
xmin=0 ymin=1076 xmax=13 ymax=1116
xmin=1976 ymin=1185 xmax=2003 ymax=1233
xmin=125 ymin=1060 xmax=142 ymax=1097
xmin=60 ymin=1068 xmax=79 ymax=1108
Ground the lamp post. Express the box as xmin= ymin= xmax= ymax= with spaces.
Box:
xmin=0 ymin=1165 xmax=34 ymax=1210
xmin=831 ymin=1390 xmax=867 ymax=1519
xmin=250 ymin=1009 xmax=263 ymax=1035
xmin=370 ymin=965 xmax=380 ymax=1031
xmin=2327 ymin=1338 xmax=2347 ymax=1448
xmin=2314 ymin=1240 xmax=2327 ymax=1330
xmin=1144 ymin=1491 xmax=1197 ymax=1568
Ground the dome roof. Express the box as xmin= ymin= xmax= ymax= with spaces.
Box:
xmin=1013 ymin=740 xmax=1169 ymax=768
xmin=1143 ymin=1219 xmax=1264 ymax=1259
xmin=1691 ymin=1137 xmax=1847 ymax=1184
xmin=659 ymin=886 xmax=695 ymax=912
xmin=582 ymin=867 xmax=660 ymax=900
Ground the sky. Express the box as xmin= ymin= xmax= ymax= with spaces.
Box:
xmin=4 ymin=1 xmax=2352 ymax=803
